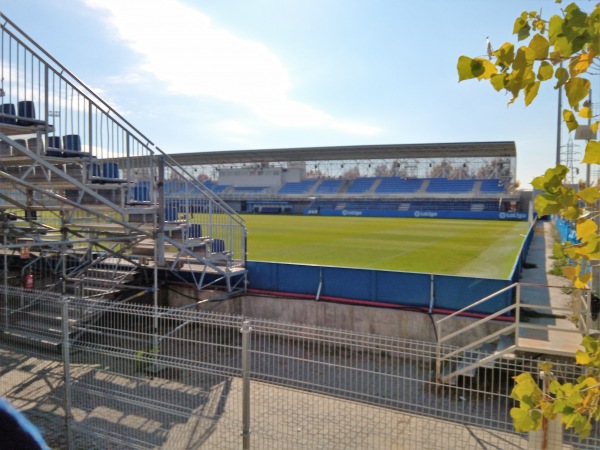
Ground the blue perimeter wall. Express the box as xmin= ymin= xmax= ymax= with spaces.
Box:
xmin=305 ymin=208 xmax=528 ymax=220
xmin=247 ymin=220 xmax=536 ymax=316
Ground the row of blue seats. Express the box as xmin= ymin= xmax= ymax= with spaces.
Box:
xmin=0 ymin=100 xmax=37 ymax=126
xmin=276 ymin=178 xmax=505 ymax=195
xmin=311 ymin=200 xmax=501 ymax=212
xmin=278 ymin=179 xmax=317 ymax=194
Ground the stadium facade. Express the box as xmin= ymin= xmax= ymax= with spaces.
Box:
xmin=167 ymin=141 xmax=528 ymax=221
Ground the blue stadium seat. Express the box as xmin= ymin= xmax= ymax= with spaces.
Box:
xmin=314 ymin=179 xmax=343 ymax=194
xmin=278 ymin=179 xmax=317 ymax=194
xmin=45 ymin=136 xmax=63 ymax=157
xmin=480 ymin=179 xmax=505 ymax=193
xmin=0 ymin=103 xmax=16 ymax=124
xmin=426 ymin=178 xmax=475 ymax=193
xmin=375 ymin=177 xmax=423 ymax=193
xmin=211 ymin=238 xmax=225 ymax=253
xmin=132 ymin=184 xmax=150 ymax=202
xmin=346 ymin=178 xmax=376 ymax=194
xmin=17 ymin=100 xmax=35 ymax=126
xmin=188 ymin=224 xmax=203 ymax=239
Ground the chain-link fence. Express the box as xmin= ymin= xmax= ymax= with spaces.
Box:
xmin=1 ymin=287 xmax=598 ymax=449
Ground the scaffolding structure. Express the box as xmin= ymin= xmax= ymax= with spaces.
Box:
xmin=0 ymin=13 xmax=247 ymax=346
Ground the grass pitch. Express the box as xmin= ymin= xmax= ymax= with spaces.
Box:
xmin=244 ymin=215 xmax=530 ymax=278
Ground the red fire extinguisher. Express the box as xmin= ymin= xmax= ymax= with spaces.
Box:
xmin=23 ymin=272 xmax=33 ymax=289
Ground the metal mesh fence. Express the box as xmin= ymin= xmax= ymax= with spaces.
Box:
xmin=1 ymin=288 xmax=598 ymax=449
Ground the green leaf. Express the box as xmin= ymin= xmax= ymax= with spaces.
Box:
xmin=563 ymin=109 xmax=579 ymax=132
xmin=524 ymin=81 xmax=540 ymax=106
xmin=513 ymin=12 xmax=531 ymax=41
xmin=553 ymin=242 xmax=564 ymax=259
xmin=582 ymin=141 xmax=600 ymax=164
xmin=457 ymin=56 xmax=477 ymax=81
xmin=457 ymin=56 xmax=496 ymax=81
xmin=511 ymin=407 xmax=538 ymax=432
xmin=565 ymin=77 xmax=591 ymax=110
xmin=548 ymin=14 xmax=565 ymax=45
xmin=477 ymin=59 xmax=498 ymax=80
xmin=562 ymin=206 xmax=581 ymax=221
xmin=537 ymin=61 xmax=553 ymax=81
xmin=554 ymin=67 xmax=569 ymax=89
xmin=495 ymin=42 xmax=515 ymax=67
xmin=490 ymin=73 xmax=506 ymax=92
xmin=535 ymin=195 xmax=562 ymax=215
xmin=528 ymin=34 xmax=549 ymax=60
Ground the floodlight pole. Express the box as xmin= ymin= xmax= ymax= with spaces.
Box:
xmin=555 ymin=64 xmax=563 ymax=167
xmin=585 ymin=89 xmax=592 ymax=187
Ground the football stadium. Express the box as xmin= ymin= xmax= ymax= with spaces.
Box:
xmin=0 ymin=9 xmax=597 ymax=450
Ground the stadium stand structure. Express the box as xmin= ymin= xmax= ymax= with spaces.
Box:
xmin=0 ymin=14 xmax=246 ymax=347
xmin=163 ymin=143 xmax=522 ymax=219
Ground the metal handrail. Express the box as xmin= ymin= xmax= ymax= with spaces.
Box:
xmin=436 ymin=282 xmax=517 ymax=327
xmin=0 ymin=13 xmax=153 ymax=146
xmin=0 ymin=12 xmax=245 ymax=229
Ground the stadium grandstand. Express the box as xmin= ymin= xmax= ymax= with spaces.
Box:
xmin=165 ymin=141 xmax=527 ymax=220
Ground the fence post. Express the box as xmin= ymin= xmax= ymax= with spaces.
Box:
xmin=62 ymin=296 xmax=74 ymax=450
xmin=241 ymin=320 xmax=252 ymax=449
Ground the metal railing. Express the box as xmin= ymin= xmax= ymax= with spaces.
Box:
xmin=0 ymin=13 xmax=246 ymax=294
xmin=1 ymin=288 xmax=598 ymax=449
xmin=436 ymin=282 xmax=593 ymax=383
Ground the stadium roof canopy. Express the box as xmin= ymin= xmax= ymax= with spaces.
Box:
xmin=166 ymin=141 xmax=516 ymax=165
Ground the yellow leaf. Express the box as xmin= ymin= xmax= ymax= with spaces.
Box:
xmin=592 ymin=122 xmax=599 ymax=133
xmin=569 ymin=53 xmax=593 ymax=76
xmin=524 ymin=81 xmax=540 ymax=106
xmin=578 ymin=187 xmax=600 ymax=204
xmin=564 ymin=77 xmax=591 ymax=110
xmin=554 ymin=67 xmax=569 ymax=89
xmin=537 ymin=61 xmax=553 ymax=81
xmin=528 ymin=34 xmax=549 ymax=60
xmin=476 ymin=58 xmax=498 ymax=80
xmin=575 ymin=272 xmax=591 ymax=289
xmin=582 ymin=141 xmax=600 ymax=164
xmin=457 ymin=57 xmax=497 ymax=82
xmin=578 ymin=107 xmax=592 ymax=119
xmin=563 ymin=109 xmax=579 ymax=132
xmin=562 ymin=265 xmax=576 ymax=280
xmin=577 ymin=219 xmax=598 ymax=240
xmin=576 ymin=350 xmax=591 ymax=365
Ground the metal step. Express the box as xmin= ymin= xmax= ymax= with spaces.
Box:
xmin=0 ymin=328 xmax=62 ymax=349
xmin=440 ymin=334 xmax=517 ymax=383
xmin=69 ymin=276 xmax=133 ymax=289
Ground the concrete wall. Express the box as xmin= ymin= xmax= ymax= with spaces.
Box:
xmin=167 ymin=286 xmax=507 ymax=347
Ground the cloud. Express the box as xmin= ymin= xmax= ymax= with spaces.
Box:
xmin=216 ymin=120 xmax=256 ymax=135
xmin=84 ymin=0 xmax=380 ymax=135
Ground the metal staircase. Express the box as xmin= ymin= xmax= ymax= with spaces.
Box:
xmin=435 ymin=282 xmax=594 ymax=385
xmin=0 ymin=14 xmax=247 ymax=345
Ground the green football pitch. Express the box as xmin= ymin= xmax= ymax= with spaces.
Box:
xmin=243 ymin=215 xmax=530 ymax=279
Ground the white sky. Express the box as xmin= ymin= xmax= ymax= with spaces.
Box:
xmin=1 ymin=0 xmax=597 ymax=187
